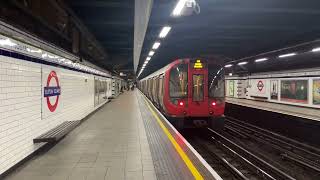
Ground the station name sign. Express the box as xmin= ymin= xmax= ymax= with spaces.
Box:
xmin=44 ymin=86 xmax=61 ymax=97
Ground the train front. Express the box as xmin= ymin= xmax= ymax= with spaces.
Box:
xmin=165 ymin=59 xmax=225 ymax=129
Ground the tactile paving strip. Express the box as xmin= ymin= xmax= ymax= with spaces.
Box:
xmin=136 ymin=93 xmax=194 ymax=180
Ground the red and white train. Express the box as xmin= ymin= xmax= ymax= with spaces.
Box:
xmin=138 ymin=58 xmax=225 ymax=129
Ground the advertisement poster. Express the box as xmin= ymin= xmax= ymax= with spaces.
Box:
xmin=248 ymin=79 xmax=268 ymax=98
xmin=229 ymin=80 xmax=234 ymax=97
xmin=281 ymin=80 xmax=308 ymax=104
xmin=270 ymin=80 xmax=278 ymax=100
xmin=313 ymin=79 xmax=320 ymax=105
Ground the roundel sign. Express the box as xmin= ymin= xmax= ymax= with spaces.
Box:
xmin=44 ymin=71 xmax=61 ymax=112
xmin=257 ymin=80 xmax=264 ymax=91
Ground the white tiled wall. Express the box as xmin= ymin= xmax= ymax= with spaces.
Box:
xmin=0 ymin=55 xmax=105 ymax=174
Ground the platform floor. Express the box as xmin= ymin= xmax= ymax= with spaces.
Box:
xmin=5 ymin=91 xmax=156 ymax=180
xmin=4 ymin=90 xmax=220 ymax=180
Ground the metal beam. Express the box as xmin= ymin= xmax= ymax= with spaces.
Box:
xmin=134 ymin=0 xmax=153 ymax=73
xmin=69 ymin=1 xmax=132 ymax=8
xmin=56 ymin=0 xmax=109 ymax=59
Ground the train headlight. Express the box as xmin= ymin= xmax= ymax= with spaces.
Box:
xmin=211 ymin=102 xmax=216 ymax=106
xmin=179 ymin=101 xmax=184 ymax=106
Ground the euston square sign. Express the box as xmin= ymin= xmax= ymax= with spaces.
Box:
xmin=44 ymin=71 xmax=61 ymax=112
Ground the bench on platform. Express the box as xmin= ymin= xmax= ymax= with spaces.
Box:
xmin=33 ymin=121 xmax=80 ymax=143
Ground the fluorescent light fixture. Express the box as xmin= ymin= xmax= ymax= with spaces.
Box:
xmin=312 ymin=47 xmax=320 ymax=52
xmin=65 ymin=60 xmax=72 ymax=64
xmin=0 ymin=38 xmax=17 ymax=46
xmin=152 ymin=42 xmax=161 ymax=49
xmin=58 ymin=58 xmax=65 ymax=62
xmin=238 ymin=61 xmax=248 ymax=65
xmin=255 ymin=58 xmax=268 ymax=62
xmin=42 ymin=53 xmax=48 ymax=58
xmin=224 ymin=64 xmax=233 ymax=68
xmin=149 ymin=51 xmax=155 ymax=56
xmin=146 ymin=57 xmax=151 ymax=61
xmin=159 ymin=26 xmax=171 ymax=38
xmin=172 ymin=0 xmax=187 ymax=16
xmin=27 ymin=48 xmax=42 ymax=53
xmin=278 ymin=53 xmax=296 ymax=58
xmin=48 ymin=55 xmax=58 ymax=59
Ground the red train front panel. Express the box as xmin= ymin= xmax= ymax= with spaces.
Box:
xmin=162 ymin=59 xmax=225 ymax=118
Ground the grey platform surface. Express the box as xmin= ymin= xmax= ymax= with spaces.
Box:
xmin=4 ymin=91 xmax=157 ymax=180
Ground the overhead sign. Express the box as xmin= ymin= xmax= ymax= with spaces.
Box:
xmin=44 ymin=71 xmax=61 ymax=112
xmin=194 ymin=59 xmax=203 ymax=69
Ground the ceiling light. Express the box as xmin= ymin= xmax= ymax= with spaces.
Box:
xmin=146 ymin=57 xmax=151 ymax=61
xmin=255 ymin=58 xmax=268 ymax=62
xmin=224 ymin=64 xmax=233 ymax=68
xmin=159 ymin=26 xmax=171 ymax=38
xmin=278 ymin=53 xmax=296 ymax=58
xmin=42 ymin=53 xmax=48 ymax=58
xmin=229 ymin=73 xmax=233 ymax=76
xmin=149 ymin=51 xmax=155 ymax=56
xmin=152 ymin=42 xmax=161 ymax=49
xmin=172 ymin=0 xmax=187 ymax=16
xmin=0 ymin=38 xmax=17 ymax=46
xmin=238 ymin=61 xmax=248 ymax=65
xmin=312 ymin=47 xmax=320 ymax=52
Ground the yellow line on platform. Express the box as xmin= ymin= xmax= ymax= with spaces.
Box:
xmin=143 ymin=97 xmax=204 ymax=180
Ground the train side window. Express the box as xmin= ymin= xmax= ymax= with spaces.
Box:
xmin=169 ymin=63 xmax=188 ymax=98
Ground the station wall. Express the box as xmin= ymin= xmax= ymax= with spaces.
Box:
xmin=0 ymin=55 xmax=108 ymax=174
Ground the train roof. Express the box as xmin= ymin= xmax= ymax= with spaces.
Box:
xmin=140 ymin=63 xmax=170 ymax=81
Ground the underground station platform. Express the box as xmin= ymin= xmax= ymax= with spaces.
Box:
xmin=4 ymin=91 xmax=221 ymax=180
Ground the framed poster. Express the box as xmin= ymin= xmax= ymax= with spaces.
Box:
xmin=280 ymin=80 xmax=308 ymax=104
xmin=229 ymin=80 xmax=234 ymax=97
xmin=313 ymin=79 xmax=320 ymax=105
xmin=270 ymin=80 xmax=278 ymax=100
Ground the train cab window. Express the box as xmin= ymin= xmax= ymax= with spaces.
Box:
xmin=192 ymin=75 xmax=204 ymax=101
xmin=208 ymin=65 xmax=225 ymax=98
xmin=169 ymin=63 xmax=188 ymax=98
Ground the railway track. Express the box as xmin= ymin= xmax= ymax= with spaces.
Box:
xmin=223 ymin=117 xmax=320 ymax=179
xmin=187 ymin=129 xmax=295 ymax=180
xmin=184 ymin=117 xmax=320 ymax=180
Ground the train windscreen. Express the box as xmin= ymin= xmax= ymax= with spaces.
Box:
xmin=208 ymin=64 xmax=225 ymax=98
xmin=169 ymin=63 xmax=188 ymax=98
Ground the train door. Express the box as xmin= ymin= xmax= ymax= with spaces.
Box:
xmin=188 ymin=59 xmax=209 ymax=116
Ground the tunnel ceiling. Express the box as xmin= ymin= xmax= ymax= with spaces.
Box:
xmin=66 ymin=0 xmax=134 ymax=76
xmin=138 ymin=0 xmax=320 ymax=78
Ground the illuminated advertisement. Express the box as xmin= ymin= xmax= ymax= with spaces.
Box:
xmin=270 ymin=80 xmax=278 ymax=100
xmin=229 ymin=80 xmax=234 ymax=97
xmin=313 ymin=79 xmax=320 ymax=105
xmin=281 ymin=80 xmax=308 ymax=104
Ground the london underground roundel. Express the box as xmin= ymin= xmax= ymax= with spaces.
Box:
xmin=44 ymin=71 xmax=61 ymax=112
xmin=257 ymin=80 xmax=264 ymax=91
